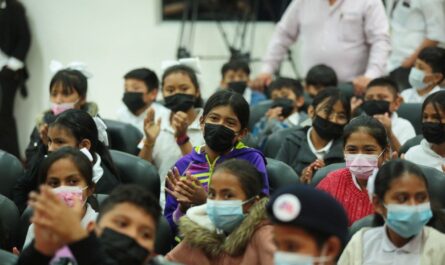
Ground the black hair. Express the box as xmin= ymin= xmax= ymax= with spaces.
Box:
xmin=214 ymin=159 xmax=263 ymax=198
xmin=267 ymin=77 xmax=303 ymax=98
xmin=372 ymin=160 xmax=445 ymax=231
xmin=161 ymin=64 xmax=203 ymax=108
xmin=124 ymin=68 xmax=159 ymax=92
xmin=343 ymin=115 xmax=389 ymax=149
xmin=50 ymin=69 xmax=88 ymax=99
xmin=366 ymin=77 xmax=399 ymax=97
xmin=306 ymin=64 xmax=338 ymax=88
xmin=221 ymin=60 xmax=251 ymax=77
xmin=311 ymin=87 xmax=351 ymax=121
xmin=38 ymin=147 xmax=93 ymax=186
xmin=418 ymin=47 xmax=445 ymax=83
xmin=97 ymin=184 xmax=162 ymax=225
xmin=203 ymin=90 xmax=250 ymax=129
xmin=49 ymin=110 xmax=120 ymax=179
xmin=422 ymin=90 xmax=445 ymax=120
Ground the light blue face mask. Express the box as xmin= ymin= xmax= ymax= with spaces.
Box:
xmin=408 ymin=67 xmax=429 ymax=91
xmin=274 ymin=250 xmax=331 ymax=265
xmin=385 ymin=202 xmax=433 ymax=238
xmin=206 ymin=198 xmax=254 ymax=234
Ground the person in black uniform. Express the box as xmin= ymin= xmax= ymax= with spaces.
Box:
xmin=0 ymin=0 xmax=31 ymax=159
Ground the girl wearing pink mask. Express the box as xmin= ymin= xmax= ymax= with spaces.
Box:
xmin=22 ymin=147 xmax=98 ymax=264
xmin=24 ymin=68 xmax=98 ymax=169
xmin=316 ymin=115 xmax=390 ymax=225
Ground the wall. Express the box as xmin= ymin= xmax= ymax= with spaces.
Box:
xmin=14 ymin=0 xmax=298 ymax=157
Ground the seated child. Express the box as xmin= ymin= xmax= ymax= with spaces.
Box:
xmin=305 ymin=64 xmax=338 ymax=99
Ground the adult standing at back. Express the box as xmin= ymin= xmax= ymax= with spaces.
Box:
xmin=253 ymin=0 xmax=391 ymax=96
xmin=0 ymin=0 xmax=31 ymax=159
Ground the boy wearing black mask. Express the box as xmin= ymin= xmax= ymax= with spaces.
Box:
xmin=352 ymin=77 xmax=416 ymax=153
xmin=116 ymin=68 xmax=166 ymax=134
xmin=18 ymin=185 xmax=180 ymax=265
xmin=276 ymin=88 xmax=351 ymax=183
xmin=219 ymin=60 xmax=266 ymax=106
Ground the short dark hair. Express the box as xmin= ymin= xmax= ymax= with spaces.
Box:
xmin=124 ymin=68 xmax=159 ymax=92
xmin=97 ymin=184 xmax=162 ymax=225
xmin=418 ymin=47 xmax=445 ymax=83
xmin=306 ymin=64 xmax=338 ymax=88
xmin=214 ymin=159 xmax=263 ymax=198
xmin=312 ymin=87 xmax=351 ymax=121
xmin=221 ymin=60 xmax=251 ymax=77
xmin=366 ymin=77 xmax=399 ymax=97
xmin=343 ymin=115 xmax=389 ymax=149
xmin=267 ymin=77 xmax=303 ymax=98
xmin=50 ymin=69 xmax=88 ymax=99
xmin=203 ymin=90 xmax=250 ymax=129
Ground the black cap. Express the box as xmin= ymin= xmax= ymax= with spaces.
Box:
xmin=267 ymin=184 xmax=349 ymax=246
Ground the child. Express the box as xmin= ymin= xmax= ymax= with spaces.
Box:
xmin=405 ymin=91 xmax=445 ymax=171
xmin=339 ymin=160 xmax=445 ymax=264
xmin=24 ymin=67 xmax=98 ymax=169
xmin=138 ymin=64 xmax=206 ymax=207
xmin=116 ymin=68 xmax=167 ymax=134
xmin=22 ymin=147 xmax=98 ymax=264
xmin=317 ymin=115 xmax=390 ymax=225
xmin=220 ymin=60 xmax=266 ymax=106
xmin=14 ymin=109 xmax=120 ymax=213
xmin=276 ymin=88 xmax=351 ymax=183
xmin=18 ymin=184 xmax=179 ymax=265
xmin=305 ymin=64 xmax=338 ymax=98
xmin=252 ymin=77 xmax=307 ymax=146
xmin=164 ymin=90 xmax=269 ymax=237
xmin=267 ymin=184 xmax=348 ymax=265
xmin=402 ymin=47 xmax=445 ymax=103
xmin=166 ymin=159 xmax=274 ymax=265
xmin=355 ymin=77 xmax=416 ymax=152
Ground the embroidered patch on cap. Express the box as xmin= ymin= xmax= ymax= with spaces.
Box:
xmin=273 ymin=194 xmax=301 ymax=222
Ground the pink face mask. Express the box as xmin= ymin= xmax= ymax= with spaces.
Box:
xmin=345 ymin=153 xmax=381 ymax=180
xmin=53 ymin=186 xmax=87 ymax=207
xmin=51 ymin=101 xmax=77 ymax=116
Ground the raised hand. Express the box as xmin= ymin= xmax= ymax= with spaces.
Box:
xmin=172 ymin=111 xmax=189 ymax=138
xmin=143 ymin=108 xmax=161 ymax=142
xmin=39 ymin=123 xmax=49 ymax=145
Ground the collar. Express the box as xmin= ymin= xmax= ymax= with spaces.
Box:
xmin=390 ymin=111 xmax=398 ymax=123
xmin=81 ymin=204 xmax=98 ymax=228
xmin=306 ymin=127 xmax=333 ymax=158
xmin=420 ymin=139 xmax=445 ymax=159
xmin=186 ymin=204 xmax=215 ymax=231
xmin=92 ymin=154 xmax=104 ymax=183
xmin=161 ymin=108 xmax=203 ymax=133
xmin=243 ymin=87 xmax=252 ymax=104
xmin=285 ymin=112 xmax=300 ymax=126
xmin=382 ymin=225 xmax=423 ymax=254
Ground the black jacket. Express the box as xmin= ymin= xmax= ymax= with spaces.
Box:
xmin=275 ymin=126 xmax=345 ymax=175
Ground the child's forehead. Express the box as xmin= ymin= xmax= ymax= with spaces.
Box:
xmin=224 ymin=69 xmax=248 ymax=76
xmin=366 ymin=85 xmax=395 ymax=97
xmin=102 ymin=202 xmax=156 ymax=224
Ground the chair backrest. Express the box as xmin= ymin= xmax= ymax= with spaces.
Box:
xmin=266 ymin=158 xmax=299 ymax=195
xmin=248 ymin=100 xmax=272 ymax=131
xmin=419 ymin=165 xmax=445 ymax=208
xmin=0 ymin=150 xmax=24 ymax=200
xmin=241 ymin=133 xmax=259 ymax=150
xmin=103 ymin=119 xmax=143 ymax=155
xmin=0 ymin=195 xmax=20 ymax=251
xmin=110 ymin=150 xmax=160 ymax=199
xmin=0 ymin=249 xmax=17 ymax=265
xmin=18 ymin=206 xmax=32 ymax=250
xmin=349 ymin=215 xmax=374 ymax=237
xmin=263 ymin=127 xmax=296 ymax=158
xmin=399 ymin=135 xmax=423 ymax=155
xmin=397 ymin=103 xmax=422 ymax=135
xmin=310 ymin=163 xmax=345 ymax=187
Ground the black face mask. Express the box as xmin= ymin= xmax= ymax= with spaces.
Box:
xmin=122 ymin=92 xmax=146 ymax=114
xmin=228 ymin=81 xmax=248 ymax=95
xmin=204 ymin=123 xmax=236 ymax=153
xmin=99 ymin=228 xmax=149 ymax=265
xmin=312 ymin=115 xmax=344 ymax=141
xmin=271 ymin=98 xmax=295 ymax=118
xmin=361 ymin=100 xmax=390 ymax=116
xmin=422 ymin=122 xmax=445 ymax=144
xmin=164 ymin=93 xmax=196 ymax=112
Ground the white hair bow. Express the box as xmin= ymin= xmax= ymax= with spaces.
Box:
xmin=161 ymin=57 xmax=202 ymax=74
xmin=49 ymin=60 xmax=93 ymax=78
xmin=93 ymin=117 xmax=109 ymax=146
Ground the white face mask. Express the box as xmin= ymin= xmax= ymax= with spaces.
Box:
xmin=53 ymin=185 xmax=88 ymax=207
xmin=274 ymin=251 xmax=332 ymax=265
xmin=51 ymin=99 xmax=79 ymax=116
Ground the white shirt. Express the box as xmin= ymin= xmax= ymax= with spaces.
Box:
xmin=285 ymin=112 xmax=301 ymax=127
xmin=116 ymin=102 xmax=167 ymax=134
xmin=23 ymin=203 xmax=98 ymax=248
xmin=401 ymin=86 xmax=442 ymax=104
xmin=363 ymin=226 xmax=423 ymax=265
xmin=261 ymin=0 xmax=390 ymax=82
xmin=306 ymin=127 xmax=333 ymax=159
xmin=392 ymin=112 xmax=416 ymax=145
xmin=387 ymin=0 xmax=445 ymax=71
xmin=405 ymin=139 xmax=445 ymax=171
